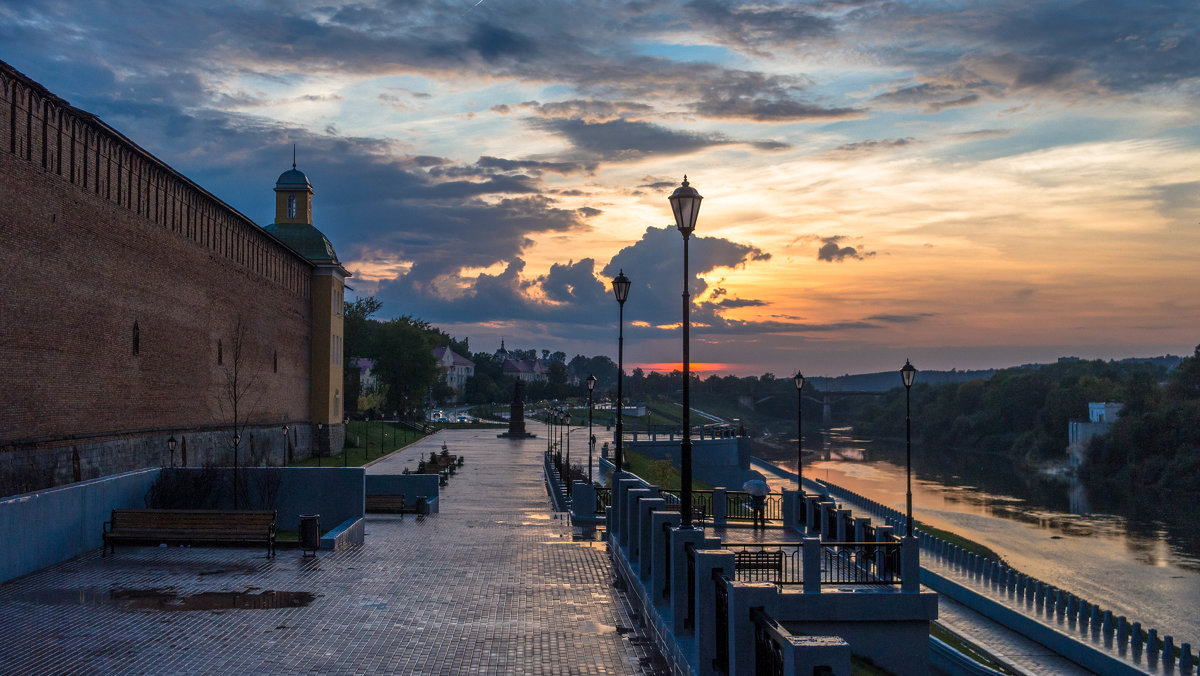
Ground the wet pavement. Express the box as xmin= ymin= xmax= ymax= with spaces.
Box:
xmin=0 ymin=428 xmax=668 ymax=675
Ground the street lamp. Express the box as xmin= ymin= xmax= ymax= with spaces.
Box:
xmin=317 ymin=422 xmax=324 ymax=468
xmin=167 ymin=435 xmax=177 ymax=468
xmin=669 ymin=175 xmax=702 ymax=529
xmin=794 ymin=371 xmax=805 ymax=493
xmin=587 ymin=375 xmax=597 ymax=484
xmin=901 ymin=359 xmax=917 ymax=537
xmin=282 ymin=426 xmax=289 ymax=466
xmin=565 ymin=409 xmax=572 ymax=495
xmin=612 ymin=269 xmax=631 ymax=473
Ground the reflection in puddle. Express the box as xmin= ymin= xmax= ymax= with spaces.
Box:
xmin=16 ymin=588 xmax=315 ymax=611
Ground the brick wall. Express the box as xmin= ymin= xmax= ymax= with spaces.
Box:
xmin=0 ymin=60 xmax=323 ymax=492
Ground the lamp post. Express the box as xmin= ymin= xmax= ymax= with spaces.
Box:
xmin=167 ymin=435 xmax=177 ymax=468
xmin=794 ymin=371 xmax=805 ymax=493
xmin=587 ymin=375 xmax=596 ymax=484
xmin=233 ymin=433 xmax=241 ymax=509
xmin=317 ymin=422 xmax=324 ymax=468
xmin=612 ymin=270 xmax=631 ymax=473
xmin=901 ymin=359 xmax=917 ymax=537
xmin=669 ymin=176 xmax=702 ymax=529
xmin=565 ymin=409 xmax=572 ymax=495
xmin=282 ymin=426 xmax=289 ymax=466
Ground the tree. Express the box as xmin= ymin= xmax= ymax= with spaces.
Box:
xmin=215 ymin=315 xmax=263 ymax=509
xmin=371 ymin=316 xmax=440 ymax=419
xmin=343 ymin=296 xmax=383 ymax=417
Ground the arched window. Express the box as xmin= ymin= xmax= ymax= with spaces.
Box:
xmin=273 ymin=350 xmax=278 ymax=373
xmin=132 ymin=321 xmax=140 ymax=356
xmin=287 ymin=194 xmax=296 ymax=218
xmin=218 ymin=339 xmax=223 ymax=365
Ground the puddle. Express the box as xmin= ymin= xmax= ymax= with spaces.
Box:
xmin=15 ymin=588 xmax=316 ymax=611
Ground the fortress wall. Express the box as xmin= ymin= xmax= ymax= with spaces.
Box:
xmin=0 ymin=60 xmax=317 ymax=491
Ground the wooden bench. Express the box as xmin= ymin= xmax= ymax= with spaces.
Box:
xmin=365 ymin=494 xmax=414 ymax=514
xmin=103 ymin=509 xmax=276 ymax=558
xmin=734 ymin=550 xmax=784 ymax=578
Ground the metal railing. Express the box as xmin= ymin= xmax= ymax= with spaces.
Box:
xmin=685 ymin=542 xmax=696 ymax=629
xmin=821 ymin=540 xmax=901 ymax=585
xmin=721 ymin=542 xmax=802 ymax=585
xmin=713 ymin=571 xmax=730 ymax=674
xmin=725 ymin=491 xmax=782 ymax=521
xmin=594 ymin=487 xmax=610 ymax=514
xmin=750 ymin=607 xmax=786 ymax=676
xmin=721 ymin=540 xmax=903 ymax=587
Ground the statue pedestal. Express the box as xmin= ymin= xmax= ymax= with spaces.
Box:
xmin=498 ymin=380 xmax=536 ymax=439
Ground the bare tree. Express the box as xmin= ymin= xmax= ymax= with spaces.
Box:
xmin=216 ymin=315 xmax=263 ymax=509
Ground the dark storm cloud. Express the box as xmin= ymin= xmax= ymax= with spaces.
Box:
xmin=598 ymin=226 xmax=791 ymax=336
xmin=694 ymin=95 xmax=861 ymax=122
xmin=475 ymin=156 xmax=597 ymax=176
xmin=683 ymin=0 xmax=836 ymax=52
xmin=528 ymin=118 xmax=732 ymax=159
xmin=816 ymin=236 xmax=875 ymax=262
xmin=538 ymin=259 xmax=609 ymax=305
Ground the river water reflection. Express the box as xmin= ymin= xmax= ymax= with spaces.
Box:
xmin=764 ymin=427 xmax=1200 ymax=648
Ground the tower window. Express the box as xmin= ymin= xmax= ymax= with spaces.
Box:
xmin=273 ymin=350 xmax=278 ymax=373
xmin=218 ymin=339 xmax=223 ymax=365
xmin=287 ymin=194 xmax=296 ymax=218
xmin=132 ymin=321 xmax=140 ymax=356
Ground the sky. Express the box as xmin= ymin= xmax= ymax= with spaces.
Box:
xmin=4 ymin=0 xmax=1199 ymax=377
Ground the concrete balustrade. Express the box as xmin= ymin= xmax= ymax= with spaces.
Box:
xmin=819 ymin=476 xmax=1200 ymax=673
xmin=600 ymin=471 xmax=934 ymax=676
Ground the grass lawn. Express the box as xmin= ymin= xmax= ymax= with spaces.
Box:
xmin=291 ymin=421 xmax=427 ymax=468
xmin=621 ymin=448 xmax=715 ymax=491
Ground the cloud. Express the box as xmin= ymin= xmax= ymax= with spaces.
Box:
xmin=816 ymin=236 xmax=875 ymax=263
xmin=528 ymin=117 xmax=733 ymax=159
xmin=865 ymin=313 xmax=939 ymax=324
xmin=825 ymin=137 xmax=919 ymax=157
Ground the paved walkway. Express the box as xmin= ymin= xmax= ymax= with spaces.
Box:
xmin=0 ymin=429 xmax=669 ymax=675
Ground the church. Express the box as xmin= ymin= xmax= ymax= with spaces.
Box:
xmin=0 ymin=59 xmax=347 ymax=495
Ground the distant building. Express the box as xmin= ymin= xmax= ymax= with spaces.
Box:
xmin=1068 ymin=402 xmax=1124 ymax=466
xmin=503 ymin=358 xmax=547 ymax=382
xmin=433 ymin=346 xmax=474 ymax=391
xmin=350 ymin=357 xmax=378 ymax=391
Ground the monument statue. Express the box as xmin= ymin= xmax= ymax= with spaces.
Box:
xmin=498 ymin=380 xmax=535 ymax=438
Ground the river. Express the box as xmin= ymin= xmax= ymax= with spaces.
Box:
xmin=762 ymin=427 xmax=1200 ymax=650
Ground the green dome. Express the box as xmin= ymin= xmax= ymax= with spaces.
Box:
xmin=264 ymin=222 xmax=339 ymax=263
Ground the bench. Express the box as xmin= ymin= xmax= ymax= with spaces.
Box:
xmin=365 ymin=494 xmax=413 ymax=514
xmin=734 ymin=550 xmax=784 ymax=579
xmin=103 ymin=509 xmax=276 ymax=558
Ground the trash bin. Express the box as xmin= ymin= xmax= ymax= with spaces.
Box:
xmin=299 ymin=514 xmax=320 ymax=557
xmin=417 ymin=497 xmax=430 ymax=516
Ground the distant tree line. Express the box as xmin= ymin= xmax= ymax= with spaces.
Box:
xmin=1081 ymin=346 xmax=1200 ymax=492
xmin=832 ymin=356 xmax=1200 ymax=492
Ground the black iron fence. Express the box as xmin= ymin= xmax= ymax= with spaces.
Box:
xmin=721 ymin=542 xmax=802 ymax=585
xmin=720 ymin=540 xmax=902 ymax=587
xmin=821 ymin=541 xmax=901 ymax=585
xmin=713 ymin=571 xmax=730 ymax=674
xmin=725 ymin=491 xmax=782 ymax=521
xmin=750 ymin=607 xmax=786 ymax=676
xmin=594 ymin=486 xmax=610 ymax=514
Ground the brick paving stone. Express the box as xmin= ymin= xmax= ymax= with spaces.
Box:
xmin=0 ymin=429 xmax=669 ymax=675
